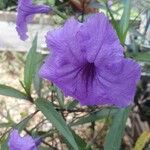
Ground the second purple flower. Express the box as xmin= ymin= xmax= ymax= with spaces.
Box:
xmin=8 ymin=129 xmax=41 ymax=150
xmin=16 ymin=0 xmax=52 ymax=41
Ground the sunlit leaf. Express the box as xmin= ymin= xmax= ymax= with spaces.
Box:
xmin=135 ymin=132 xmax=150 ymax=150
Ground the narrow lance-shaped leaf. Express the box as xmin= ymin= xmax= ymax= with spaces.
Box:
xmin=54 ymin=85 xmax=65 ymax=108
xmin=66 ymin=100 xmax=79 ymax=110
xmin=0 ymin=123 xmax=13 ymax=128
xmin=0 ymin=84 xmax=28 ymax=100
xmin=104 ymin=107 xmax=131 ymax=150
xmin=15 ymin=114 xmax=35 ymax=132
xmin=134 ymin=132 xmax=150 ymax=150
xmin=119 ymin=0 xmax=131 ymax=43
xmin=39 ymin=146 xmax=52 ymax=150
xmin=71 ymin=108 xmax=118 ymax=126
xmin=33 ymin=53 xmax=44 ymax=97
xmin=0 ymin=136 xmax=9 ymax=150
xmin=35 ymin=98 xmax=79 ymax=150
xmin=64 ymin=129 xmax=92 ymax=150
xmin=105 ymin=2 xmax=120 ymax=37
xmin=24 ymin=34 xmax=38 ymax=94
xmin=126 ymin=51 xmax=150 ymax=62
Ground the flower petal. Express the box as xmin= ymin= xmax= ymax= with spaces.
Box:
xmin=45 ymin=19 xmax=86 ymax=65
xmin=78 ymin=13 xmax=123 ymax=63
xmin=16 ymin=0 xmax=51 ymax=40
xmin=95 ymin=58 xmax=141 ymax=107
xmin=8 ymin=129 xmax=38 ymax=150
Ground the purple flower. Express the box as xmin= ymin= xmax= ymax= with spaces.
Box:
xmin=8 ymin=129 xmax=41 ymax=150
xmin=108 ymin=0 xmax=113 ymax=7
xmin=16 ymin=0 xmax=52 ymax=41
xmin=39 ymin=13 xmax=141 ymax=107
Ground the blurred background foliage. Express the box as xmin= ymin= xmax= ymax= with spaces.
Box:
xmin=0 ymin=0 xmax=17 ymax=10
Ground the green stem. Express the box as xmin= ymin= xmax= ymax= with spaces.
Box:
xmin=52 ymin=7 xmax=68 ymax=20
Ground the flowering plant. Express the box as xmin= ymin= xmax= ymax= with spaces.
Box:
xmin=0 ymin=0 xmax=142 ymax=149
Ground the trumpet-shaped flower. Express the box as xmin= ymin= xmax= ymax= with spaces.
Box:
xmin=16 ymin=0 xmax=52 ymax=40
xmin=39 ymin=13 xmax=141 ymax=107
xmin=8 ymin=129 xmax=41 ymax=150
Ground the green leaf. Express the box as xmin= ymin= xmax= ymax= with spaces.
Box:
xmin=35 ymin=98 xmax=79 ymax=150
xmin=126 ymin=51 xmax=150 ymax=62
xmin=24 ymin=34 xmax=38 ymax=94
xmin=106 ymin=3 xmax=120 ymax=36
xmin=104 ymin=107 xmax=131 ymax=150
xmin=47 ymin=0 xmax=55 ymax=6
xmin=0 ymin=84 xmax=28 ymax=100
xmin=52 ymin=7 xmax=68 ymax=20
xmin=33 ymin=53 xmax=44 ymax=97
xmin=15 ymin=115 xmax=32 ymax=132
xmin=0 ymin=123 xmax=13 ymax=128
xmin=0 ymin=136 xmax=9 ymax=150
xmin=14 ymin=111 xmax=38 ymax=132
xmin=71 ymin=108 xmax=117 ymax=126
xmin=64 ymin=129 xmax=92 ymax=150
xmin=66 ymin=100 xmax=79 ymax=110
xmin=54 ymin=85 xmax=65 ymax=108
xmin=72 ymin=130 xmax=92 ymax=150
xmin=119 ymin=0 xmax=131 ymax=43
xmin=39 ymin=146 xmax=53 ymax=150
xmin=134 ymin=132 xmax=150 ymax=150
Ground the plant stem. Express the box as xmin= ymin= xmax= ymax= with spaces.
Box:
xmin=52 ymin=7 xmax=68 ymax=20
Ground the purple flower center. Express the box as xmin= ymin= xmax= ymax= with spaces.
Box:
xmin=82 ymin=62 xmax=96 ymax=89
